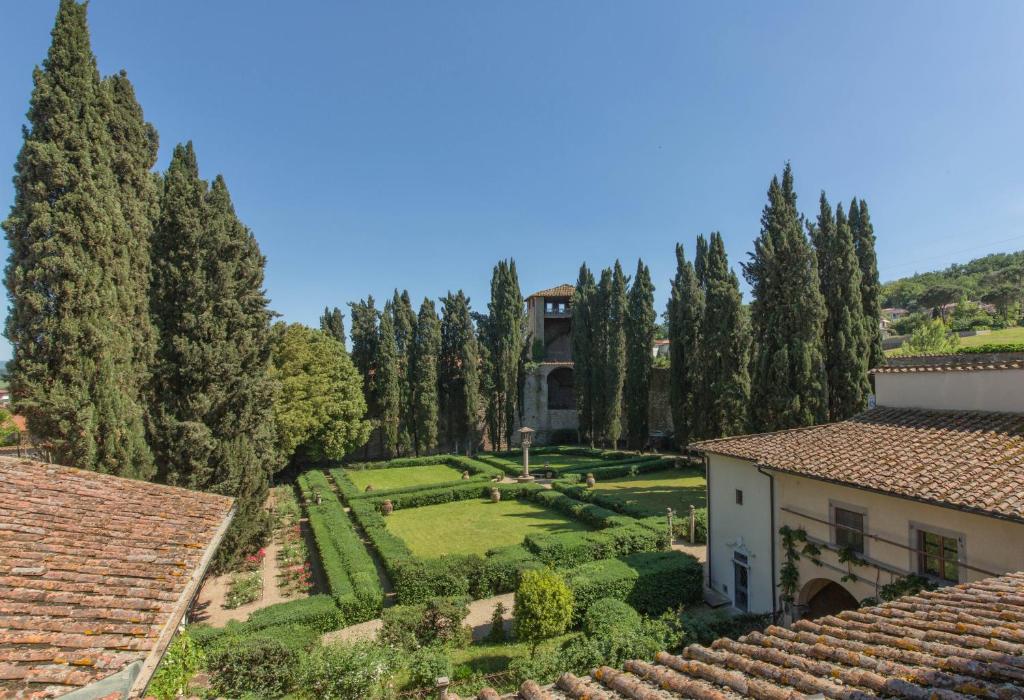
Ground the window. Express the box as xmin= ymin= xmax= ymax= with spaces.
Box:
xmin=918 ymin=530 xmax=959 ymax=583
xmin=735 ymin=489 xmax=743 ymax=505
xmin=833 ymin=507 xmax=865 ymax=554
xmin=733 ymin=553 xmax=749 ymax=612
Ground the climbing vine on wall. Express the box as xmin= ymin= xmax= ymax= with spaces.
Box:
xmin=778 ymin=525 xmax=820 ymax=604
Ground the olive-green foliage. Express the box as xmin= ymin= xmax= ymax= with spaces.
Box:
xmin=148 ymin=631 xmax=204 ymax=700
xmin=439 ymin=291 xmax=481 ymax=455
xmin=295 ymin=471 xmax=383 ymax=622
xmin=572 ymin=264 xmax=598 ymax=445
xmin=271 ymin=323 xmax=371 ymax=463
xmin=320 ymin=306 xmax=347 ymax=345
xmin=411 ymin=298 xmax=441 ymax=454
xmin=882 ymin=250 xmax=1024 ymax=318
xmin=486 ymin=601 xmax=509 ymax=643
xmin=392 ymin=290 xmax=418 ymax=455
xmin=678 ymin=608 xmax=770 ymax=646
xmin=297 ymin=640 xmax=399 ymax=700
xmin=348 ymin=296 xmax=379 ymax=417
xmin=744 ymin=164 xmax=827 ymax=432
xmin=849 ymin=198 xmax=884 ymax=370
xmin=206 ymin=637 xmax=299 ymax=699
xmin=407 ymin=646 xmax=453 ymax=689
xmin=379 ymin=596 xmax=470 ymax=650
xmin=375 ymin=303 xmax=402 ymax=457
xmin=581 ymin=598 xmax=642 ymax=637
xmin=513 ymin=569 xmax=574 ymax=646
xmin=243 ymin=595 xmax=343 ymax=634
xmin=667 ymin=244 xmax=703 ymax=448
xmin=624 ymin=259 xmax=655 ymax=449
xmin=590 ymin=262 xmax=628 ymax=446
xmin=894 ymin=318 xmax=960 ymax=355
xmin=558 ymin=612 xmax=681 ymax=674
xmin=4 ymin=0 xmax=153 ymax=477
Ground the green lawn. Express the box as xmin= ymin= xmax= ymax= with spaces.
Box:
xmin=591 ymin=468 xmax=706 ymax=515
xmin=345 ymin=464 xmax=464 ymax=491
xmin=383 ymin=498 xmax=591 ymax=558
xmin=489 ymin=453 xmax=606 ymax=473
xmin=958 ymin=326 xmax=1024 ymax=346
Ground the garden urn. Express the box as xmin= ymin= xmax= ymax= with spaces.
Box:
xmin=462 ymin=470 xmax=470 ymax=480
xmin=381 ymin=498 xmax=394 ymax=515
xmin=365 ymin=484 xmax=374 ymax=492
xmin=586 ymin=473 xmax=596 ymax=488
xmin=490 ymin=488 xmax=501 ymax=503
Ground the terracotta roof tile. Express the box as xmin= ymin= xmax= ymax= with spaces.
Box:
xmin=873 ymin=351 xmax=1024 ymax=373
xmin=692 ymin=407 xmax=1024 ymax=521
xmin=504 ymin=571 xmax=1024 ymax=699
xmin=528 ymin=284 xmax=575 ymax=299
xmin=0 ymin=457 xmax=234 ymax=699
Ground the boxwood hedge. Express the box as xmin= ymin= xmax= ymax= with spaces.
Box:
xmin=331 ymin=456 xmax=503 ymax=501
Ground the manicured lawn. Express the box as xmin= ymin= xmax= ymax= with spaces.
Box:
xmin=384 ymin=498 xmax=591 ymax=558
xmin=958 ymin=326 xmax=1024 ymax=346
xmin=345 ymin=464 xmax=464 ymax=491
xmin=591 ymin=468 xmax=706 ymax=515
xmin=489 ymin=453 xmax=606 ymax=473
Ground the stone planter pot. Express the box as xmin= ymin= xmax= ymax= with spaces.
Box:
xmin=364 ymin=484 xmax=374 ymax=493
xmin=462 ymin=470 xmax=471 ymax=480
xmin=586 ymin=473 xmax=596 ymax=488
xmin=490 ymin=488 xmax=501 ymax=503
xmin=545 ymin=471 xmax=554 ymax=479
xmin=381 ymin=499 xmax=394 ymax=515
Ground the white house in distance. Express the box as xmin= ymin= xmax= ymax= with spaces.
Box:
xmin=693 ymin=351 xmax=1024 ymax=621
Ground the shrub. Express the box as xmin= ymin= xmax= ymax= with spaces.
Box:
xmin=581 ymin=598 xmax=641 ymax=638
xmin=524 ymin=523 xmax=663 ymax=569
xmin=378 ymin=596 xmax=469 ymax=650
xmin=148 ymin=631 xmax=204 ymax=700
xmin=557 ymin=629 xmax=661 ymax=674
xmin=297 ymin=640 xmax=398 ymax=700
xmin=245 ymin=595 xmax=343 ymax=634
xmin=513 ymin=569 xmax=574 ymax=649
xmin=407 ymin=645 xmax=453 ymax=689
xmin=507 ymin=652 xmax=565 ymax=686
xmin=485 ymin=601 xmax=508 ymax=643
xmin=678 ymin=608 xmax=770 ymax=646
xmin=207 ymin=637 xmax=298 ymax=698
xmin=475 ymin=545 xmax=542 ymax=597
xmin=379 ymin=604 xmax=424 ymax=650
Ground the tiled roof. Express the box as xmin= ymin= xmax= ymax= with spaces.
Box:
xmin=497 ymin=571 xmax=1024 ymax=699
xmin=693 ymin=407 xmax=1024 ymax=521
xmin=528 ymin=284 xmax=575 ymax=299
xmin=0 ymin=457 xmax=234 ymax=699
xmin=874 ymin=352 xmax=1024 ymax=373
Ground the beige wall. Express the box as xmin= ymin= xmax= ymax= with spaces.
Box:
xmin=520 ymin=365 xmax=578 ymax=443
xmin=875 ymin=368 xmax=1024 ymax=412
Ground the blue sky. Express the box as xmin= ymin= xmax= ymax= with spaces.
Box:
xmin=2 ymin=1 xmax=1023 ymax=360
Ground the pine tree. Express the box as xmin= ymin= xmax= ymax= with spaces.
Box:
xmin=850 ymin=198 xmax=884 ymax=370
xmin=3 ymin=0 xmax=153 ymax=476
xmin=696 ymin=233 xmax=750 ymax=438
xmin=624 ymin=259 xmax=654 ymax=449
xmin=411 ymin=298 xmax=441 ymax=455
xmin=667 ymin=244 xmax=703 ymax=448
xmin=392 ymin=290 xmax=418 ymax=455
xmin=376 ymin=302 xmax=401 ymax=457
xmin=811 ymin=195 xmax=869 ymax=420
xmin=571 ymin=264 xmax=597 ymax=446
xmin=439 ymin=291 xmax=480 ymax=454
xmin=320 ymin=306 xmax=346 ymax=345
xmin=484 ymin=260 xmax=524 ymax=449
xmin=743 ymin=165 xmax=828 ymax=432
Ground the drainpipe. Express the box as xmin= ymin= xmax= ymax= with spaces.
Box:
xmin=757 ymin=466 xmax=778 ymax=619
xmin=703 ymin=452 xmax=711 ymax=591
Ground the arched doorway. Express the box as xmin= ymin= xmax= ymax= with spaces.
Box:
xmin=547 ymin=367 xmax=574 ymax=410
xmin=799 ymin=578 xmax=859 ymax=619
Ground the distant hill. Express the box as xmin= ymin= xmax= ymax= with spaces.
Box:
xmin=881 ymin=250 xmax=1024 ymax=311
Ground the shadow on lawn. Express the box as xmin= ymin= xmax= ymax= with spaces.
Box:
xmin=593 ymin=482 xmax=707 ymax=513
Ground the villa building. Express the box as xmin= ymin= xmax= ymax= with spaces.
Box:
xmin=694 ymin=351 xmax=1024 ymax=621
xmin=520 ymin=285 xmax=579 ymax=444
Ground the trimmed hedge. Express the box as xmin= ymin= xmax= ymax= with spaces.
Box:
xmin=565 ymin=550 xmax=702 ymax=624
xmin=296 ymin=471 xmax=383 ymax=623
xmin=245 ymin=595 xmax=343 ymax=634
xmin=524 ymin=523 xmax=664 ymax=568
xmin=331 ymin=456 xmax=503 ymax=501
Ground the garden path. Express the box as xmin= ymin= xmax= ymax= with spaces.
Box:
xmin=191 ymin=538 xmax=289 ymax=626
xmin=321 ymin=592 xmax=516 ymax=645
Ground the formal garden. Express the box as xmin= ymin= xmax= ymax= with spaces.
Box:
xmin=148 ymin=446 xmax=769 ymax=699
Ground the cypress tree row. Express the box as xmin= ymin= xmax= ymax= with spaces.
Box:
xmin=3 ymin=0 xmax=153 ymax=476
xmin=348 ymin=297 xmax=379 ymax=431
xmin=571 ymin=264 xmax=598 ymax=446
xmin=694 ymin=235 xmax=710 ymax=289
xmin=439 ymin=291 xmax=481 ymax=455
xmin=696 ymin=233 xmax=750 ymax=438
xmin=411 ymin=298 xmax=441 ymax=455
xmin=391 ymin=290 xmax=418 ymax=455
xmin=744 ymin=164 xmax=828 ymax=432
xmin=811 ymin=195 xmax=869 ymax=420
xmin=591 ymin=261 xmax=627 ymax=446
xmin=320 ymin=306 xmax=347 ymax=345
xmin=850 ymin=198 xmax=884 ymax=371
xmin=150 ymin=144 xmax=278 ymax=558
xmin=623 ymin=259 xmax=654 ymax=449
xmin=666 ymin=244 xmax=703 ymax=449
xmin=376 ymin=302 xmax=402 ymax=457
xmin=484 ymin=260 xmax=524 ymax=449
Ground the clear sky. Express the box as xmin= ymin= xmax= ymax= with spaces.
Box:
xmin=2 ymin=1 xmax=1023 ymax=360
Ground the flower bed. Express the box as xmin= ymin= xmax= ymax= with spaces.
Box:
xmin=224 ymin=571 xmax=263 ymax=609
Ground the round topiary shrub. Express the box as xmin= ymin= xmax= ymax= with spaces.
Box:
xmin=513 ymin=569 xmax=574 ymax=651
xmin=582 ymin=597 xmax=642 ymax=638
xmin=407 ymin=645 xmax=452 ymax=689
xmin=297 ymin=640 xmax=397 ymax=700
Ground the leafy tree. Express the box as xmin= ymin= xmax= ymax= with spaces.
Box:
xmin=150 ymin=145 xmax=278 ymax=559
xmin=743 ymin=165 xmax=827 ymax=432
xmin=411 ymin=298 xmax=441 ymax=455
xmin=375 ymin=303 xmax=402 ymax=457
xmin=483 ymin=260 xmax=524 ymax=449
xmin=917 ymin=283 xmax=962 ymax=322
xmin=571 ymin=265 xmax=598 ymax=446
xmin=624 ymin=259 xmax=655 ymax=449
xmin=439 ymin=291 xmax=480 ymax=454
xmin=513 ymin=569 xmax=574 ymax=653
xmin=811 ymin=195 xmax=869 ymax=420
xmin=695 ymin=233 xmax=750 ymax=438
xmin=270 ymin=323 xmax=371 ymax=463
xmin=849 ymin=198 xmax=884 ymax=369
xmin=896 ymin=318 xmax=959 ymax=355
xmin=667 ymin=244 xmax=703 ymax=448
xmin=391 ymin=290 xmax=418 ymax=455
xmin=320 ymin=306 xmax=347 ymax=345
xmin=3 ymin=0 xmax=153 ymax=476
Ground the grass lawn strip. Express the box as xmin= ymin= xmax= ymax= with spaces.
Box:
xmin=383 ymin=498 xmax=592 ymax=559
xmin=346 ymin=464 xmax=464 ymax=492
xmin=590 ymin=468 xmax=706 ymax=515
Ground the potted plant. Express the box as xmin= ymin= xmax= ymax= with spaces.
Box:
xmin=586 ymin=473 xmax=596 ymax=488
xmin=381 ymin=498 xmax=394 ymax=515
xmin=490 ymin=487 xmax=501 ymax=503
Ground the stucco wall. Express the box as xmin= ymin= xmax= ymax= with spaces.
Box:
xmin=875 ymin=369 xmax=1024 ymax=412
xmin=521 ymin=365 xmax=578 ymax=443
xmin=707 ymin=455 xmax=774 ymax=613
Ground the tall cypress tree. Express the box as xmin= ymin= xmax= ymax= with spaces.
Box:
xmin=696 ymin=233 xmax=750 ymax=438
xmin=4 ymin=0 xmax=153 ymax=476
xmin=320 ymin=306 xmax=346 ymax=345
xmin=376 ymin=302 xmax=401 ymax=457
xmin=151 ymin=145 xmax=277 ymax=558
xmin=439 ymin=291 xmax=480 ymax=454
xmin=348 ymin=297 xmax=378 ymax=417
xmin=571 ymin=264 xmax=597 ymax=446
xmin=667 ymin=244 xmax=703 ymax=449
xmin=850 ymin=198 xmax=884 ymax=371
xmin=744 ymin=165 xmax=827 ymax=432
xmin=590 ymin=268 xmax=612 ymax=444
xmin=593 ymin=262 xmax=627 ymax=447
xmin=484 ymin=260 xmax=524 ymax=449
xmin=411 ymin=298 xmax=441 ymax=455
xmin=694 ymin=235 xmax=710 ymax=289
xmin=811 ymin=195 xmax=869 ymax=420
xmin=624 ymin=259 xmax=654 ymax=449
xmin=392 ymin=290 xmax=418 ymax=455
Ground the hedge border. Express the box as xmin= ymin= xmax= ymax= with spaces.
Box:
xmin=331 ymin=455 xmax=503 ymax=501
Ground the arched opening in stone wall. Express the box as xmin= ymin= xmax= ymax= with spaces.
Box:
xmin=547 ymin=367 xmax=575 ymax=410
xmin=798 ymin=578 xmax=859 ymax=620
